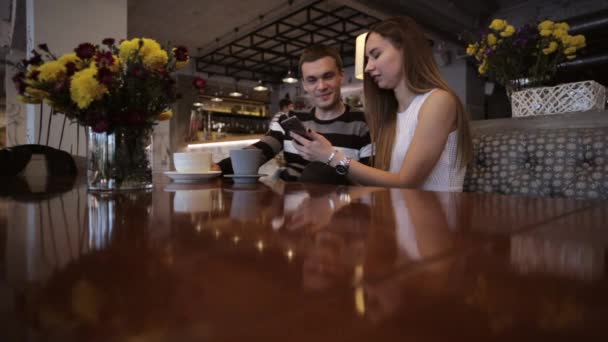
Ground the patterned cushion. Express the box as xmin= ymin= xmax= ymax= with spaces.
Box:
xmin=464 ymin=127 xmax=608 ymax=199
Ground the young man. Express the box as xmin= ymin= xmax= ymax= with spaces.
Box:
xmin=218 ymin=44 xmax=372 ymax=183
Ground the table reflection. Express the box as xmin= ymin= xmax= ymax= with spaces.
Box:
xmin=2 ymin=178 xmax=607 ymax=341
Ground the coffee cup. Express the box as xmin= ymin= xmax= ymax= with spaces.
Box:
xmin=173 ymin=152 xmax=212 ymax=173
xmin=229 ymin=149 xmax=263 ymax=175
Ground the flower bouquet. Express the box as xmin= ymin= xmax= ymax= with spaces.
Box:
xmin=465 ymin=19 xmax=586 ymax=93
xmin=11 ymin=38 xmax=206 ymax=190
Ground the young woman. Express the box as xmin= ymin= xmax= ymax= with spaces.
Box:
xmin=292 ymin=16 xmax=473 ymax=191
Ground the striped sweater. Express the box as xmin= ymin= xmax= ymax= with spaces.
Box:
xmin=219 ymin=105 xmax=372 ymax=181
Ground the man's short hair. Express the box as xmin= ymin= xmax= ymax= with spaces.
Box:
xmin=279 ymin=98 xmax=293 ymax=110
xmin=298 ymin=44 xmax=343 ymax=74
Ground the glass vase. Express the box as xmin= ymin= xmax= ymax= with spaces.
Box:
xmin=87 ymin=126 xmax=153 ymax=191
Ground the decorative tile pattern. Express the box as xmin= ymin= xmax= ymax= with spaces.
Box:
xmin=464 ymin=127 xmax=608 ymax=199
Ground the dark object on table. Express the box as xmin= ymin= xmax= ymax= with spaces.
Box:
xmin=9 ymin=144 xmax=78 ymax=177
xmin=0 ymin=147 xmax=32 ymax=177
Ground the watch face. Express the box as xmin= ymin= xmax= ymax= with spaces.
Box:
xmin=335 ymin=165 xmax=347 ymax=175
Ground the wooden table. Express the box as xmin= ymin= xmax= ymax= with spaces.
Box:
xmin=1 ymin=175 xmax=607 ymax=341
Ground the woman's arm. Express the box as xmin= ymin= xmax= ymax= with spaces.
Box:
xmin=292 ymin=90 xmax=457 ymax=188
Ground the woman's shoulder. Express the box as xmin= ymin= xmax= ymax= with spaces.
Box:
xmin=426 ymin=89 xmax=456 ymax=105
xmin=418 ymin=89 xmax=458 ymax=125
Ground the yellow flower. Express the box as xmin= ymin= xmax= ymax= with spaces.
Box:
xmin=571 ymin=34 xmax=586 ymax=49
xmin=489 ymin=19 xmax=507 ymax=31
xmin=25 ymin=87 xmax=50 ymax=100
xmin=540 ymin=29 xmax=553 ymax=37
xmin=118 ymin=38 xmax=140 ymax=61
xmin=466 ymin=43 xmax=478 ymax=56
xmin=500 ymin=25 xmax=515 ymax=37
xmin=552 ymin=29 xmax=567 ymax=39
xmin=478 ymin=59 xmax=488 ymax=75
xmin=158 ymin=109 xmax=173 ymax=121
xmin=37 ymin=60 xmax=66 ymax=83
xmin=554 ymin=22 xmax=570 ymax=31
xmin=139 ymin=38 xmax=163 ymax=56
xmin=122 ymin=38 xmax=169 ymax=70
xmin=143 ymin=48 xmax=168 ymax=70
xmin=566 ymin=54 xmax=576 ymax=60
xmin=475 ymin=48 xmax=485 ymax=62
xmin=57 ymin=53 xmax=85 ymax=69
xmin=542 ymin=41 xmax=558 ymax=55
xmin=487 ymin=33 xmax=497 ymax=47
xmin=563 ymin=46 xmax=576 ymax=55
xmin=139 ymin=38 xmax=169 ymax=70
xmin=560 ymin=34 xmax=572 ymax=46
xmin=538 ymin=20 xmax=555 ymax=31
xmin=70 ymin=66 xmax=107 ymax=109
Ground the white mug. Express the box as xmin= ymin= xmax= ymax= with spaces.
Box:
xmin=173 ymin=152 xmax=212 ymax=173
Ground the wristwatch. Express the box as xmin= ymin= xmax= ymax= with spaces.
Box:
xmin=335 ymin=156 xmax=352 ymax=175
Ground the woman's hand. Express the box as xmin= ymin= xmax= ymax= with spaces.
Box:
xmin=291 ymin=130 xmax=335 ymax=163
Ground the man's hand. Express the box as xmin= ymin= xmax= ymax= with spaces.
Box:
xmin=210 ymin=163 xmax=221 ymax=171
xmin=291 ymin=130 xmax=335 ymax=162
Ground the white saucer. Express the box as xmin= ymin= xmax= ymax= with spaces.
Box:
xmin=224 ymin=174 xmax=267 ymax=184
xmin=164 ymin=171 xmax=221 ymax=183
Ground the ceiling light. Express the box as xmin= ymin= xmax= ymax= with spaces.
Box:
xmin=355 ymin=32 xmax=368 ymax=80
xmin=253 ymin=80 xmax=268 ymax=91
xmin=229 ymin=82 xmax=243 ymax=97
xmin=211 ymin=93 xmax=222 ymax=102
xmin=282 ymin=70 xmax=298 ymax=84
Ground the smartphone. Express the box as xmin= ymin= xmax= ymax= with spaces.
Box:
xmin=279 ymin=116 xmax=312 ymax=140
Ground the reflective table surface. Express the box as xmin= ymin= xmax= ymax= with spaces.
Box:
xmin=1 ymin=175 xmax=607 ymax=341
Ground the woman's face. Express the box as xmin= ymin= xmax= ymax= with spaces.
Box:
xmin=364 ymin=32 xmax=404 ymax=90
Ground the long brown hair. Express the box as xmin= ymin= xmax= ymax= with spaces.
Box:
xmin=363 ymin=17 xmax=472 ymax=171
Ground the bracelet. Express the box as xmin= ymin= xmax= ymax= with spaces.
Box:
xmin=326 ymin=150 xmax=337 ymax=165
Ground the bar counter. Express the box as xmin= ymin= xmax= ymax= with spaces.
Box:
xmin=1 ymin=175 xmax=607 ymax=341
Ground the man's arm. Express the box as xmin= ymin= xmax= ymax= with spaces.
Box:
xmin=216 ymin=113 xmax=288 ymax=174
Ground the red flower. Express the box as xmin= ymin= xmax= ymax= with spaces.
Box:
xmin=102 ymin=38 xmax=115 ymax=46
xmin=174 ymin=46 xmax=189 ymax=61
xmin=192 ymin=77 xmax=206 ymax=89
xmin=74 ymin=43 xmax=96 ymax=59
xmin=11 ymin=72 xmax=26 ymax=94
xmin=97 ymin=67 xmax=114 ymax=86
xmin=65 ymin=62 xmax=77 ymax=76
xmin=27 ymin=53 xmax=43 ymax=66
xmin=12 ymin=72 xmax=25 ymax=83
xmin=92 ymin=120 xmax=110 ymax=133
xmin=29 ymin=70 xmax=40 ymax=81
xmin=95 ymin=51 xmax=115 ymax=68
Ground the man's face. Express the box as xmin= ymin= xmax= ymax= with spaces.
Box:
xmin=301 ymin=56 xmax=344 ymax=110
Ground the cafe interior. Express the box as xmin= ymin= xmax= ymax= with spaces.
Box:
xmin=1 ymin=0 xmax=608 ymax=340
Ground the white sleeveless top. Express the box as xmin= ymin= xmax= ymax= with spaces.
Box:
xmin=388 ymin=89 xmax=465 ymax=192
